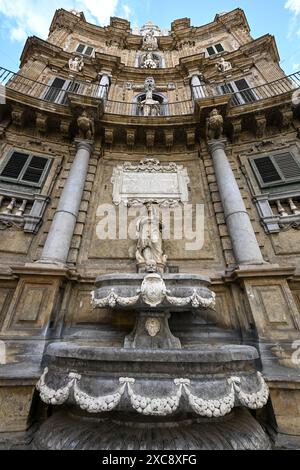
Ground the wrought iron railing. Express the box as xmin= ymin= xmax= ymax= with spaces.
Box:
xmin=1 ymin=66 xmax=300 ymax=115
xmin=0 ymin=66 xmax=108 ymax=105
xmin=191 ymin=71 xmax=300 ymax=107
xmin=104 ymin=99 xmax=195 ymax=116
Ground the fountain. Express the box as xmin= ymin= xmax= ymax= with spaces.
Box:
xmin=33 ymin=202 xmax=271 ymax=450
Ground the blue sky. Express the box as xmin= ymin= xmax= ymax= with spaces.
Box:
xmin=0 ymin=0 xmax=300 ymax=74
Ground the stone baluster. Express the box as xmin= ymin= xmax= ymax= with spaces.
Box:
xmin=16 ymin=199 xmax=28 ymax=217
xmin=288 ymin=198 xmax=300 ymax=215
xmin=276 ymin=200 xmax=288 ymax=217
xmin=3 ymin=198 xmax=16 ymax=214
xmin=208 ymin=140 xmax=264 ymax=266
xmin=39 ymin=139 xmax=93 ymax=265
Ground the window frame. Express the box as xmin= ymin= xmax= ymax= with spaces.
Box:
xmin=75 ymin=43 xmax=95 ymax=57
xmin=250 ymin=152 xmax=300 ymax=188
xmin=218 ymin=77 xmax=258 ymax=105
xmin=42 ymin=76 xmax=84 ymax=104
xmin=0 ymin=149 xmax=52 ymax=188
xmin=206 ymin=43 xmax=225 ymax=57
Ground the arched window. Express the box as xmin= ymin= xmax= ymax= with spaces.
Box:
xmin=133 ymin=92 xmax=168 ymax=116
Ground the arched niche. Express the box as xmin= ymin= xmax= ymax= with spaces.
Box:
xmin=135 ymin=51 xmax=165 ymax=69
xmin=133 ymin=92 xmax=169 ymax=116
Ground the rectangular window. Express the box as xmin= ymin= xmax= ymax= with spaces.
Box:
xmin=207 ymin=46 xmax=216 ymax=56
xmin=251 ymin=153 xmax=300 ymax=188
xmin=76 ymin=44 xmax=94 ymax=56
xmin=0 ymin=151 xmax=51 ymax=187
xmin=215 ymin=43 xmax=224 ymax=53
xmin=44 ymin=77 xmax=67 ymax=104
xmin=219 ymin=78 xmax=257 ymax=105
xmin=206 ymin=43 xmax=225 ymax=56
xmin=43 ymin=77 xmax=81 ymax=104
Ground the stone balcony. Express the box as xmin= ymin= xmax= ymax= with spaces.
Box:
xmin=0 ymin=66 xmax=299 ymax=147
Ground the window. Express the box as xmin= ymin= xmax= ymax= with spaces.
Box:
xmin=251 ymin=153 xmax=300 ymax=188
xmin=219 ymin=78 xmax=257 ymax=105
xmin=76 ymin=44 xmax=94 ymax=57
xmin=43 ymin=77 xmax=81 ymax=104
xmin=206 ymin=43 xmax=224 ymax=56
xmin=0 ymin=151 xmax=51 ymax=187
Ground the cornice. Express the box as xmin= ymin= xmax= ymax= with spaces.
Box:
xmin=47 ymin=8 xmax=251 ymax=54
xmin=49 ymin=9 xmax=85 ymax=34
xmin=18 ymin=34 xmax=279 ymax=85
xmin=20 ymin=36 xmax=61 ymax=66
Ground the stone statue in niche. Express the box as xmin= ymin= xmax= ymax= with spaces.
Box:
xmin=136 ymin=203 xmax=167 ymax=273
xmin=206 ymin=108 xmax=224 ymax=140
xmin=216 ymin=57 xmax=232 ymax=73
xmin=141 ymin=52 xmax=158 ymax=69
xmin=140 ymin=77 xmax=161 ymax=116
xmin=142 ymin=29 xmax=158 ymax=51
xmin=68 ymin=56 xmax=84 ymax=72
xmin=77 ymin=110 xmax=94 ymax=140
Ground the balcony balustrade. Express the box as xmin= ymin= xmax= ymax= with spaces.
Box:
xmin=1 ymin=66 xmax=300 ymax=117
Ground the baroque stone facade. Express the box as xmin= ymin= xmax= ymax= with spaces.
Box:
xmin=0 ymin=8 xmax=300 ymax=450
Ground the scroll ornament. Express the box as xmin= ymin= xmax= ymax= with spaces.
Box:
xmin=36 ymin=369 xmax=269 ymax=417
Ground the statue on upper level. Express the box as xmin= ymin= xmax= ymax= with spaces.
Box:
xmin=216 ymin=57 xmax=232 ymax=73
xmin=136 ymin=203 xmax=167 ymax=272
xmin=140 ymin=77 xmax=161 ymax=116
xmin=77 ymin=110 xmax=94 ymax=140
xmin=206 ymin=108 xmax=224 ymax=140
xmin=141 ymin=52 xmax=158 ymax=69
xmin=68 ymin=56 xmax=84 ymax=72
xmin=142 ymin=29 xmax=158 ymax=51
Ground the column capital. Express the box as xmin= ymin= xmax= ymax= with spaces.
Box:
xmin=208 ymin=138 xmax=227 ymax=154
xmin=74 ymin=139 xmax=94 ymax=153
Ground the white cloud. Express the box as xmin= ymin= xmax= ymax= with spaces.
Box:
xmin=122 ymin=4 xmax=131 ymax=20
xmin=0 ymin=0 xmax=119 ymax=42
xmin=285 ymin=0 xmax=300 ymax=15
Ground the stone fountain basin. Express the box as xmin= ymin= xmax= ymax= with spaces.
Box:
xmin=93 ymin=273 xmax=214 ymax=311
xmin=37 ymin=342 xmax=267 ymax=416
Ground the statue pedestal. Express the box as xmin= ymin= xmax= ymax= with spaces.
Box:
xmin=124 ymin=311 xmax=181 ymax=349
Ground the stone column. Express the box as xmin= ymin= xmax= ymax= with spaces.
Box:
xmin=40 ymin=139 xmax=93 ymax=265
xmin=209 ymin=139 xmax=264 ymax=266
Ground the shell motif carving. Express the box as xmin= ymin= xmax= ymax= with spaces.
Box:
xmin=145 ymin=317 xmax=161 ymax=337
xmin=140 ymin=273 xmax=167 ymax=307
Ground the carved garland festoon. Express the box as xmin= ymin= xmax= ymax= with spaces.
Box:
xmin=36 ymin=368 xmax=269 ymax=417
xmin=91 ymin=273 xmax=216 ymax=310
xmin=91 ymin=288 xmax=216 ymax=310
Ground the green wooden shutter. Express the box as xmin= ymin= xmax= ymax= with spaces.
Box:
xmin=21 ymin=156 xmax=49 ymax=184
xmin=207 ymin=46 xmax=215 ymax=56
xmin=0 ymin=152 xmax=29 ymax=179
xmin=253 ymin=156 xmax=282 ymax=184
xmin=85 ymin=46 xmax=94 ymax=56
xmin=274 ymin=153 xmax=300 ymax=180
xmin=76 ymin=44 xmax=85 ymax=53
xmin=215 ymin=43 xmax=224 ymax=53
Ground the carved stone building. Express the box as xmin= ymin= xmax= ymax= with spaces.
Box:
xmin=0 ymin=8 xmax=300 ymax=450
